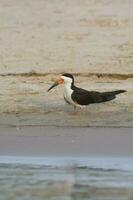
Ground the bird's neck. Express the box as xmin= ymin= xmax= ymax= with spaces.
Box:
xmin=64 ymin=82 xmax=72 ymax=91
xmin=64 ymin=82 xmax=75 ymax=95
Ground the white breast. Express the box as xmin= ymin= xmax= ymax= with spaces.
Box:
xmin=63 ymin=83 xmax=78 ymax=107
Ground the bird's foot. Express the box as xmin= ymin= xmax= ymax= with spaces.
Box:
xmin=70 ymin=109 xmax=80 ymax=115
xmin=70 ymin=111 xmax=80 ymax=116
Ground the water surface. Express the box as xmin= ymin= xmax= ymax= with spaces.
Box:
xmin=0 ymin=156 xmax=133 ymax=200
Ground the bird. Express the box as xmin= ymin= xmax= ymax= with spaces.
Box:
xmin=47 ymin=73 xmax=126 ymax=109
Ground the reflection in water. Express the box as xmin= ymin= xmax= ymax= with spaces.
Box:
xmin=0 ymin=156 xmax=133 ymax=200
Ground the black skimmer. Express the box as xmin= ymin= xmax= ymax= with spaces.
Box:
xmin=47 ymin=73 xmax=126 ymax=109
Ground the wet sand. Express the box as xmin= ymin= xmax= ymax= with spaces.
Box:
xmin=0 ymin=75 xmax=132 ymax=127
xmin=0 ymin=126 xmax=133 ymax=156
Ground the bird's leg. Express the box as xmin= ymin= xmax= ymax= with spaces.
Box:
xmin=70 ymin=106 xmax=79 ymax=115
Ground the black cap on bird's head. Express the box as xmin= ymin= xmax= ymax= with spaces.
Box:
xmin=62 ymin=73 xmax=74 ymax=80
xmin=47 ymin=73 xmax=74 ymax=92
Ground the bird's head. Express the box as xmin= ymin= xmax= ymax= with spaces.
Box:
xmin=47 ymin=73 xmax=74 ymax=92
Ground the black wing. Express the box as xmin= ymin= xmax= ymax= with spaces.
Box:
xmin=71 ymin=87 xmax=126 ymax=105
xmin=71 ymin=87 xmax=103 ymax=105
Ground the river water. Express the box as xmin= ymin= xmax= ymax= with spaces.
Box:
xmin=0 ymin=156 xmax=133 ymax=200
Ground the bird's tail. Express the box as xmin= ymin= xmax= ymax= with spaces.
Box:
xmin=101 ymin=90 xmax=126 ymax=102
xmin=104 ymin=90 xmax=126 ymax=96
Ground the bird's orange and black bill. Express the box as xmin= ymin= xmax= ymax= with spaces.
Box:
xmin=47 ymin=78 xmax=64 ymax=92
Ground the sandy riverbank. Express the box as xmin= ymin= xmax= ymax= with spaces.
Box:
xmin=0 ymin=74 xmax=132 ymax=127
xmin=0 ymin=0 xmax=133 ymax=75
xmin=0 ymin=0 xmax=133 ymax=127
